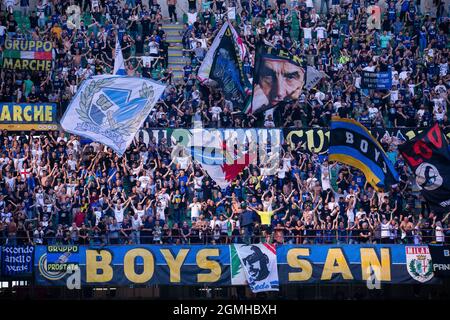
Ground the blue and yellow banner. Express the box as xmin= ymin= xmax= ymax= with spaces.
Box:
xmin=32 ymin=245 xmax=439 ymax=286
xmin=0 ymin=103 xmax=58 ymax=130
xmin=329 ymin=117 xmax=399 ymax=191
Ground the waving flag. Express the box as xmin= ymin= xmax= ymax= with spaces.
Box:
xmin=329 ymin=117 xmax=399 ymax=191
xmin=187 ymin=128 xmax=255 ymax=189
xmin=114 ymin=37 xmax=126 ymax=75
xmin=198 ymin=22 xmax=250 ymax=112
xmin=61 ymin=75 xmax=165 ymax=156
xmin=399 ymin=124 xmax=450 ymax=217
xmin=233 ymin=244 xmax=279 ymax=293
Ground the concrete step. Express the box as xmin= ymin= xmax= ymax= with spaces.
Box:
xmin=168 ymin=52 xmax=183 ymax=57
xmin=167 ymin=39 xmax=182 ymax=43
xmin=161 ymin=24 xmax=185 ymax=30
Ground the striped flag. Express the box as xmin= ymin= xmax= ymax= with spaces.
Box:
xmin=3 ymin=50 xmax=52 ymax=60
xmin=329 ymin=117 xmax=399 ymax=191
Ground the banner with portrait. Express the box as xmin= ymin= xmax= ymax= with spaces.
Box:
xmin=34 ymin=245 xmax=440 ymax=286
xmin=1 ymin=40 xmax=53 ymax=71
xmin=250 ymin=45 xmax=305 ymax=114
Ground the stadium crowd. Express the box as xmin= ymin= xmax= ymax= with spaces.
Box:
xmin=0 ymin=0 xmax=450 ymax=246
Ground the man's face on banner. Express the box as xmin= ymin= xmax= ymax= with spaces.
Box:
xmin=254 ymin=58 xmax=305 ymax=112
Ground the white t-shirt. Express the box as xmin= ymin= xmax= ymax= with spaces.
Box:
xmin=114 ymin=206 xmax=124 ymax=223
xmin=315 ymin=26 xmax=326 ymax=39
xmin=303 ymin=27 xmax=312 ymax=39
xmin=0 ymin=25 xmax=6 ymax=36
xmin=436 ymin=226 xmax=445 ymax=242
xmin=189 ymin=203 xmax=202 ymax=219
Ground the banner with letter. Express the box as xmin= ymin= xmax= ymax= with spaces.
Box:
xmin=329 ymin=117 xmax=399 ymax=191
xmin=0 ymin=103 xmax=58 ymax=131
xmin=428 ymin=245 xmax=450 ymax=277
xmin=1 ymin=246 xmax=34 ymax=277
xmin=398 ymin=124 xmax=450 ymax=217
xmin=60 ymin=75 xmax=165 ymax=156
xmin=1 ymin=40 xmax=53 ymax=71
xmin=284 ymin=127 xmax=450 ymax=154
xmin=361 ymin=70 xmax=392 ymax=89
xmin=304 ymin=66 xmax=327 ymax=91
xmin=250 ymin=45 xmax=305 ymax=114
xmin=197 ymin=22 xmax=250 ymax=112
xmin=34 ymin=245 xmax=440 ymax=286
xmin=233 ymin=244 xmax=279 ymax=292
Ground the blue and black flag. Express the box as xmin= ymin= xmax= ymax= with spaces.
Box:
xmin=329 ymin=117 xmax=399 ymax=191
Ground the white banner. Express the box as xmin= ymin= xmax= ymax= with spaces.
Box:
xmin=305 ymin=66 xmax=327 ymax=90
xmin=233 ymin=244 xmax=279 ymax=293
xmin=60 ymin=75 xmax=165 ymax=156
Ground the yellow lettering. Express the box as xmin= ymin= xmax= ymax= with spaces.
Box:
xmin=13 ymin=105 xmax=23 ymax=122
xmin=13 ymin=40 xmax=19 ymax=51
xmin=3 ymin=58 xmax=13 ymax=69
xmin=321 ymin=248 xmax=353 ymax=280
xmin=196 ymin=249 xmax=221 ymax=283
xmin=45 ymin=105 xmax=53 ymax=122
xmin=34 ymin=105 xmax=44 ymax=121
xmin=123 ymin=248 xmax=154 ymax=283
xmin=0 ymin=106 xmax=11 ymax=121
xmin=23 ymin=106 xmax=32 ymax=121
xmin=21 ymin=59 xmax=29 ymax=70
xmin=306 ymin=129 xmax=326 ymax=153
xmin=160 ymin=249 xmax=189 ymax=283
xmin=287 ymin=248 xmax=312 ymax=281
xmin=286 ymin=130 xmax=304 ymax=149
xmin=361 ymin=248 xmax=391 ymax=281
xmin=86 ymin=250 xmax=113 ymax=283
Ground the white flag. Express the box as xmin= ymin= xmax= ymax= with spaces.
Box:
xmin=233 ymin=243 xmax=279 ymax=293
xmin=60 ymin=75 xmax=165 ymax=156
xmin=114 ymin=37 xmax=126 ymax=75
xmin=305 ymin=66 xmax=327 ymax=90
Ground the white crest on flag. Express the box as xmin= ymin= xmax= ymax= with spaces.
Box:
xmin=114 ymin=37 xmax=127 ymax=75
xmin=233 ymin=244 xmax=279 ymax=293
xmin=60 ymin=75 xmax=165 ymax=156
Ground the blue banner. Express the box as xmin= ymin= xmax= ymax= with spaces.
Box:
xmin=361 ymin=70 xmax=392 ymax=89
xmin=33 ymin=245 xmax=440 ymax=286
xmin=0 ymin=103 xmax=58 ymax=130
xmin=1 ymin=246 xmax=34 ymax=277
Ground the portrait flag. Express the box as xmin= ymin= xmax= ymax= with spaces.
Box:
xmin=233 ymin=244 xmax=279 ymax=293
xmin=398 ymin=124 xmax=450 ymax=217
xmin=197 ymin=22 xmax=251 ymax=112
xmin=60 ymin=75 xmax=165 ymax=156
xmin=250 ymin=45 xmax=305 ymax=114
xmin=329 ymin=117 xmax=399 ymax=191
xmin=113 ymin=37 xmax=126 ymax=75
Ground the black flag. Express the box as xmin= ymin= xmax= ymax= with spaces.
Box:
xmin=399 ymin=124 xmax=450 ymax=218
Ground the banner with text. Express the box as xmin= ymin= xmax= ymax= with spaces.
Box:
xmin=361 ymin=70 xmax=392 ymax=90
xmin=1 ymin=246 xmax=34 ymax=278
xmin=0 ymin=103 xmax=58 ymax=131
xmin=33 ymin=245 xmax=440 ymax=286
xmin=1 ymin=40 xmax=53 ymax=71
